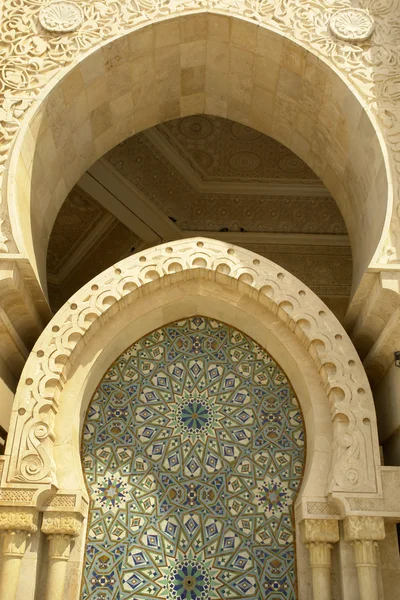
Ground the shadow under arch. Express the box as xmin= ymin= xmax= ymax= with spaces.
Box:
xmin=2 ymin=238 xmax=380 ymax=509
xmin=4 ymin=11 xmax=391 ymax=303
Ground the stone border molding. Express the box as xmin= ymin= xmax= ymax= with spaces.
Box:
xmin=2 ymin=238 xmax=381 ymax=499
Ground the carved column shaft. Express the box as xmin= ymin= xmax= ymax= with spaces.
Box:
xmin=344 ymin=516 xmax=385 ymax=600
xmin=0 ymin=508 xmax=38 ymax=600
xmin=42 ymin=512 xmax=83 ymax=600
xmin=301 ymin=519 xmax=339 ymax=600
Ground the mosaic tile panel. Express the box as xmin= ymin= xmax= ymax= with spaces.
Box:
xmin=81 ymin=317 xmax=305 ymax=599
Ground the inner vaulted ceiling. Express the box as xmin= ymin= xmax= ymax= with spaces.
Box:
xmin=47 ymin=115 xmax=351 ymax=318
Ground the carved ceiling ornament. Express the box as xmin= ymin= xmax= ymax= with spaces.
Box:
xmin=1 ymin=239 xmax=381 ymax=502
xmin=0 ymin=0 xmax=398 ymax=263
xmin=39 ymin=1 xmax=84 ymax=33
xmin=329 ymin=8 xmax=375 ymax=42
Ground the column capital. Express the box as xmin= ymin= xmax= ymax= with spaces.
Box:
xmin=0 ymin=506 xmax=38 ymax=533
xmin=301 ymin=519 xmax=340 ymax=544
xmin=41 ymin=511 xmax=83 ymax=537
xmin=343 ymin=516 xmax=385 ymax=542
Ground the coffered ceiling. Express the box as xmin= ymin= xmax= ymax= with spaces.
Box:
xmin=47 ymin=116 xmax=351 ymax=318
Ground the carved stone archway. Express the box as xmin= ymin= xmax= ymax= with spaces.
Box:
xmin=1 ymin=6 xmax=394 ymax=304
xmin=0 ymin=238 xmax=382 ymax=499
xmin=0 ymin=238 xmax=399 ymax=600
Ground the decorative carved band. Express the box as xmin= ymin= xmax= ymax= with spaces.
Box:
xmin=301 ymin=519 xmax=340 ymax=544
xmin=0 ymin=507 xmax=38 ymax=533
xmin=343 ymin=516 xmax=385 ymax=542
xmin=41 ymin=512 xmax=83 ymax=537
xmin=7 ymin=239 xmax=379 ymax=498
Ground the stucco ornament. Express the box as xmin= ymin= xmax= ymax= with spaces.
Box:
xmin=0 ymin=0 xmax=399 ymax=263
xmin=0 ymin=239 xmax=381 ymax=499
xmin=329 ymin=8 xmax=375 ymax=42
xmin=39 ymin=1 xmax=84 ymax=33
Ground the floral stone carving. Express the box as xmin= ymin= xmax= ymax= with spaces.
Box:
xmin=329 ymin=9 xmax=375 ymax=42
xmin=39 ymin=1 xmax=83 ymax=33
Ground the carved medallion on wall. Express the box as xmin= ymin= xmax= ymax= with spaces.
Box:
xmin=329 ymin=9 xmax=375 ymax=43
xmin=39 ymin=1 xmax=83 ymax=33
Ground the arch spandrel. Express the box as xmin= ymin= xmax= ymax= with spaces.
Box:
xmin=0 ymin=6 xmax=394 ymax=303
xmin=0 ymin=238 xmax=382 ymax=512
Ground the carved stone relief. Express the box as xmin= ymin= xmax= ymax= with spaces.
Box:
xmin=329 ymin=9 xmax=375 ymax=42
xmin=0 ymin=0 xmax=399 ymax=265
xmin=39 ymin=1 xmax=84 ymax=33
xmin=1 ymin=239 xmax=380 ymax=501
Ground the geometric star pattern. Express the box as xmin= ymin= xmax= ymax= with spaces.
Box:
xmin=81 ymin=317 xmax=305 ymax=599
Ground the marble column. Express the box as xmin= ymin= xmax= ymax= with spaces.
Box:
xmin=42 ymin=511 xmax=83 ymax=600
xmin=0 ymin=507 xmax=38 ymax=600
xmin=301 ymin=519 xmax=340 ymax=600
xmin=344 ymin=516 xmax=385 ymax=600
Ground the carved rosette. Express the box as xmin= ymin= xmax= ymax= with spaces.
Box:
xmin=41 ymin=511 xmax=83 ymax=537
xmin=329 ymin=9 xmax=375 ymax=42
xmin=39 ymin=1 xmax=83 ymax=33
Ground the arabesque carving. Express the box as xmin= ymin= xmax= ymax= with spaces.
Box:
xmin=343 ymin=516 xmax=385 ymax=541
xmin=0 ymin=507 xmax=38 ymax=532
xmin=301 ymin=519 xmax=340 ymax=544
xmin=0 ymin=0 xmax=399 ymax=261
xmin=4 ymin=239 xmax=380 ymax=498
xmin=41 ymin=511 xmax=83 ymax=537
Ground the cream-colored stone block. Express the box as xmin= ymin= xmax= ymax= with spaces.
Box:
xmin=179 ymin=13 xmax=207 ymax=42
xmin=85 ymin=77 xmax=108 ymax=112
xmin=154 ymin=18 xmax=180 ymax=48
xmin=229 ymin=45 xmax=254 ymax=76
xmin=281 ymin=39 xmax=307 ymax=75
xmin=181 ymin=65 xmax=205 ymax=96
xmin=130 ymin=53 xmax=155 ymax=82
xmin=155 ymin=44 xmax=180 ymax=77
xmin=206 ymin=40 xmax=230 ymax=73
xmin=103 ymin=35 xmax=130 ymax=69
xmin=251 ymin=85 xmax=274 ymax=119
xmin=110 ymin=92 xmax=134 ymax=121
xmin=159 ymin=99 xmax=181 ymax=121
xmin=157 ymin=73 xmax=181 ymax=102
xmin=256 ymin=26 xmax=283 ymax=63
xmin=291 ymin=131 xmax=311 ymax=163
xmin=277 ymin=66 xmax=302 ymax=101
xmin=127 ymin=25 xmax=154 ymax=59
xmin=207 ymin=13 xmax=230 ymax=42
xmin=134 ymin=104 xmax=161 ymax=133
xmin=107 ymin=62 xmax=132 ymax=100
xmin=229 ymin=72 xmax=253 ymax=105
xmin=227 ymin=98 xmax=251 ymax=125
xmin=79 ymin=50 xmax=106 ymax=86
xmin=254 ymin=56 xmax=280 ymax=92
xmin=298 ymin=78 xmax=324 ymax=118
xmin=204 ymin=94 xmax=227 ymax=118
xmin=180 ymin=40 xmax=206 ymax=68
xmin=231 ymin=18 xmax=257 ymax=52
xmin=180 ymin=92 xmax=205 ymax=116
xmin=205 ymin=69 xmax=229 ymax=98
xmin=62 ymin=68 xmax=84 ymax=105
xmin=131 ymin=79 xmax=158 ymax=110
xmin=90 ymin=101 xmax=113 ymax=139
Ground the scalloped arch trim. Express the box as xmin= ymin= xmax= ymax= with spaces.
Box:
xmin=4 ymin=239 xmax=381 ymax=497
